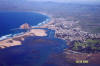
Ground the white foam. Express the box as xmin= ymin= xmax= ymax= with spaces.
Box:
xmin=32 ymin=18 xmax=50 ymax=27
xmin=0 ymin=34 xmax=12 ymax=41
xmin=0 ymin=32 xmax=25 ymax=41
xmin=0 ymin=18 xmax=50 ymax=41
xmin=13 ymin=32 xmax=24 ymax=37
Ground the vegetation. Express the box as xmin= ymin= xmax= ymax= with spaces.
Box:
xmin=72 ymin=39 xmax=100 ymax=53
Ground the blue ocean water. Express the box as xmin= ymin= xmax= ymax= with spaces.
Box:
xmin=0 ymin=12 xmax=48 ymax=37
xmin=0 ymin=29 xmax=67 ymax=66
xmin=0 ymin=12 xmax=68 ymax=66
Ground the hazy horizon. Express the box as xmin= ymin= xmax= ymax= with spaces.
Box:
xmin=28 ymin=0 xmax=100 ymax=4
xmin=0 ymin=0 xmax=100 ymax=4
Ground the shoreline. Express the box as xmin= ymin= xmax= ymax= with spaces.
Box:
xmin=0 ymin=11 xmax=100 ymax=64
xmin=35 ymin=11 xmax=100 ymax=64
xmin=0 ymin=12 xmax=51 ymax=41
xmin=32 ymin=11 xmax=54 ymax=28
xmin=0 ymin=12 xmax=52 ymax=49
xmin=0 ymin=29 xmax=47 ymax=49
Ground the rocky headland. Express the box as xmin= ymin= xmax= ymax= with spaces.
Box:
xmin=0 ymin=23 xmax=47 ymax=49
xmin=20 ymin=23 xmax=31 ymax=29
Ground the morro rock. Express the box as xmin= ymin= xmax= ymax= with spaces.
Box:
xmin=20 ymin=23 xmax=31 ymax=29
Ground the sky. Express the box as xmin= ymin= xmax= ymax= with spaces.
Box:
xmin=0 ymin=0 xmax=100 ymax=4
xmin=28 ymin=0 xmax=100 ymax=3
xmin=1 ymin=0 xmax=100 ymax=3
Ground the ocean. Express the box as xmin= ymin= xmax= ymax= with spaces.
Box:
xmin=0 ymin=12 xmax=49 ymax=40
xmin=0 ymin=28 xmax=67 ymax=66
xmin=0 ymin=12 xmax=68 ymax=66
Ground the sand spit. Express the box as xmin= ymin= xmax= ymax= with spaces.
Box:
xmin=0 ymin=39 xmax=21 ymax=49
xmin=30 ymin=29 xmax=47 ymax=36
xmin=0 ymin=29 xmax=47 ymax=49
xmin=0 ymin=12 xmax=52 ymax=49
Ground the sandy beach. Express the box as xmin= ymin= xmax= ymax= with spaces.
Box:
xmin=32 ymin=11 xmax=55 ymax=28
xmin=0 ymin=12 xmax=54 ymax=49
xmin=0 ymin=29 xmax=47 ymax=49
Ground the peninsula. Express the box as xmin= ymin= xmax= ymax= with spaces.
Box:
xmin=0 ymin=1 xmax=100 ymax=65
xmin=0 ymin=11 xmax=100 ymax=64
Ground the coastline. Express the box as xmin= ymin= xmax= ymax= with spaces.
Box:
xmin=32 ymin=11 xmax=54 ymax=28
xmin=33 ymin=11 xmax=100 ymax=64
xmin=0 ymin=12 xmax=52 ymax=49
xmin=0 ymin=29 xmax=47 ymax=49
xmin=0 ymin=11 xmax=100 ymax=64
